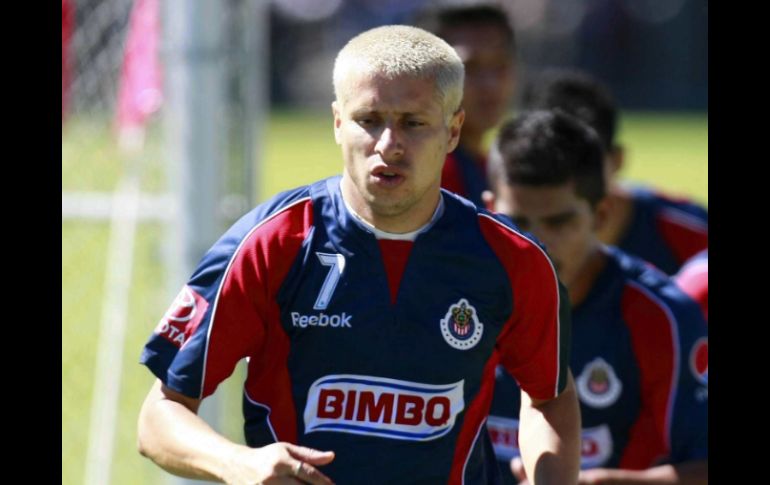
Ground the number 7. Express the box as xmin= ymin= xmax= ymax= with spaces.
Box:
xmin=314 ymin=252 xmax=346 ymax=310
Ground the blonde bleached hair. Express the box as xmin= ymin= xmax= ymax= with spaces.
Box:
xmin=333 ymin=25 xmax=465 ymax=122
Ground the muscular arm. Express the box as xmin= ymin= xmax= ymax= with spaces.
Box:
xmin=137 ymin=379 xmax=335 ymax=484
xmin=518 ymin=371 xmax=581 ymax=485
xmin=578 ymin=460 xmax=707 ymax=485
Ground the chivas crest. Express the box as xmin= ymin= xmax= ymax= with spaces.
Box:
xmin=440 ymin=298 xmax=484 ymax=350
xmin=576 ymin=357 xmax=622 ymax=408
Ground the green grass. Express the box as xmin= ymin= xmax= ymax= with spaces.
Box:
xmin=61 ymin=117 xmax=166 ymax=193
xmin=62 ymin=109 xmax=707 ymax=484
xmin=618 ymin=113 xmax=708 ymax=205
xmin=62 ymin=223 xmax=108 ymax=485
xmin=261 ymin=109 xmax=341 ymax=197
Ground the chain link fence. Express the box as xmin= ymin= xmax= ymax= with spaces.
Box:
xmin=62 ymin=0 xmax=167 ymax=483
xmin=62 ymin=1 xmax=260 ymax=484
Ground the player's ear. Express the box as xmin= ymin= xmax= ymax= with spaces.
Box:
xmin=332 ymin=101 xmax=342 ymax=145
xmin=447 ymin=108 xmax=465 ymax=153
xmin=481 ymin=190 xmax=496 ymax=211
xmin=607 ymin=145 xmax=625 ymax=178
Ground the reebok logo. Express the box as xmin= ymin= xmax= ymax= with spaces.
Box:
xmin=291 ymin=312 xmax=352 ymax=328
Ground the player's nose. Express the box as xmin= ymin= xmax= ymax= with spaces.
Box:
xmin=374 ymin=126 xmax=404 ymax=161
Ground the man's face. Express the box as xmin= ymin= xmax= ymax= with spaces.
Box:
xmin=492 ymin=180 xmax=597 ymax=286
xmin=443 ymin=24 xmax=516 ymax=136
xmin=333 ymin=72 xmax=464 ymax=230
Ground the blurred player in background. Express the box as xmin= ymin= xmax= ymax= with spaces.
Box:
xmin=484 ymin=110 xmax=708 ymax=484
xmin=415 ymin=3 xmax=517 ymax=207
xmin=517 ymin=69 xmax=708 ymax=276
xmin=137 ymin=25 xmax=581 ymax=484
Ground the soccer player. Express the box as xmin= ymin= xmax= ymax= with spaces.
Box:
xmin=484 ymin=110 xmax=708 ymax=484
xmin=137 ymin=26 xmax=581 ymax=484
xmin=415 ymin=4 xmax=517 ymax=207
xmin=515 ymin=69 xmax=707 ymax=275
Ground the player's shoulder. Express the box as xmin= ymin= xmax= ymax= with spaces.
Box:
xmin=438 ymin=190 xmax=554 ymax=270
xmin=471 ymin=202 xmax=546 ymax=252
xmin=629 ymin=184 xmax=708 ymax=223
xmin=230 ymin=184 xmax=313 ymax=236
xmin=202 ymin=183 xmax=314 ymax=263
xmin=474 ymin=212 xmax=558 ymax=285
xmin=608 ymin=246 xmax=704 ymax=326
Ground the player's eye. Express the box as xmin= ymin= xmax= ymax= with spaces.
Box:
xmin=404 ymin=119 xmax=426 ymax=128
xmin=544 ymin=213 xmax=575 ymax=229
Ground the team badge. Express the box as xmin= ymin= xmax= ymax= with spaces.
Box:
xmin=689 ymin=337 xmax=708 ymax=385
xmin=440 ymin=298 xmax=484 ymax=350
xmin=576 ymin=358 xmax=622 ymax=408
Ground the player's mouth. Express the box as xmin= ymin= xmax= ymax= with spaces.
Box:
xmin=371 ymin=165 xmax=406 ymax=188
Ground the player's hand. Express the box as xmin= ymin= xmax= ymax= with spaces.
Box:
xmin=222 ymin=442 xmax=335 ymax=485
xmin=510 ymin=457 xmax=531 ymax=485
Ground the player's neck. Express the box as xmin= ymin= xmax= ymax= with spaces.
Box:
xmin=340 ymin=176 xmax=442 ymax=234
xmin=595 ymin=186 xmax=634 ymax=247
xmin=566 ymin=245 xmax=607 ymax=308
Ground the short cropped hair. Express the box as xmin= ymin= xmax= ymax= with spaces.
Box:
xmin=488 ymin=110 xmax=607 ymax=207
xmin=333 ymin=25 xmax=465 ymax=120
xmin=521 ymin=69 xmax=618 ymax=151
xmin=413 ymin=4 xmax=516 ymax=55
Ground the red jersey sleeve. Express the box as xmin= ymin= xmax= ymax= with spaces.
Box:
xmin=479 ymin=214 xmax=571 ymax=400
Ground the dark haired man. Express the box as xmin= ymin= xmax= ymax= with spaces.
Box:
xmin=415 ymin=4 xmax=517 ymax=207
xmin=484 ymin=110 xmax=708 ymax=484
xmin=518 ymin=69 xmax=708 ymax=276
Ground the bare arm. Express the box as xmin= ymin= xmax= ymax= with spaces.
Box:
xmin=137 ymin=379 xmax=335 ymax=485
xmin=517 ymin=371 xmax=581 ymax=485
xmin=577 ymin=461 xmax=707 ymax=485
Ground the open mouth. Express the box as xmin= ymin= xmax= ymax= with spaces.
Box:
xmin=371 ymin=166 xmax=405 ymax=186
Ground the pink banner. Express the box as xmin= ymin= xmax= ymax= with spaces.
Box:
xmin=115 ymin=0 xmax=162 ymax=146
xmin=62 ymin=0 xmax=73 ymax=121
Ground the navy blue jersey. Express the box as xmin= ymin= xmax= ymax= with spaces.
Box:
xmin=487 ymin=246 xmax=708 ymax=483
xmin=140 ymin=176 xmax=571 ymax=484
xmin=617 ymin=186 xmax=708 ymax=275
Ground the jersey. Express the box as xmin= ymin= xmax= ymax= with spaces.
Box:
xmin=674 ymin=250 xmax=708 ymax=323
xmin=140 ymin=175 xmax=571 ymax=484
xmin=616 ymin=185 xmax=708 ymax=275
xmin=487 ymin=246 xmax=708 ymax=484
xmin=441 ymin=144 xmax=488 ymax=208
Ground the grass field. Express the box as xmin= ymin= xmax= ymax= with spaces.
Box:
xmin=62 ymin=109 xmax=706 ymax=484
